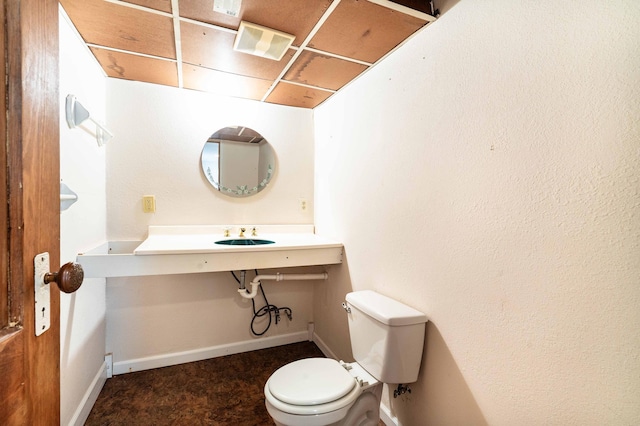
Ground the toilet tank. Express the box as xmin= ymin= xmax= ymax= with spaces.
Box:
xmin=346 ymin=290 xmax=427 ymax=384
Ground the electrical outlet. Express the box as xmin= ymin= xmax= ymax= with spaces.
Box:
xmin=143 ymin=195 xmax=156 ymax=213
xmin=299 ymin=198 xmax=307 ymax=212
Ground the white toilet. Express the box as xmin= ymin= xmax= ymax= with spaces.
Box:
xmin=264 ymin=290 xmax=428 ymax=426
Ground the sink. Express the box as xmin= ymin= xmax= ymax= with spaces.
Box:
xmin=79 ymin=225 xmax=344 ymax=277
xmin=131 ymin=225 xmax=341 ymax=256
xmin=215 ymin=238 xmax=275 ymax=246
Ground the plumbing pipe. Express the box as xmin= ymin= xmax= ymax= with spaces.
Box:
xmin=238 ymin=272 xmax=329 ymax=299
xmin=239 ymin=270 xmax=246 ymax=290
xmin=239 ymin=281 xmax=262 ymax=299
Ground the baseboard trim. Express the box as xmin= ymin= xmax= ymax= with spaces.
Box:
xmin=112 ymin=331 xmax=309 ymax=375
xmin=67 ymin=361 xmax=108 ymax=426
xmin=311 ymin=332 xmax=338 ymax=360
xmin=94 ymin=333 xmax=400 ymax=425
xmin=380 ymin=402 xmax=399 ymax=426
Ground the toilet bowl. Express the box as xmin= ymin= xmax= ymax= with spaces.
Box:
xmin=264 ymin=290 xmax=428 ymax=426
xmin=264 ymin=358 xmax=381 ymax=426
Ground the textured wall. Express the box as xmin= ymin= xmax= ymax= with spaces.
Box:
xmin=59 ymin=10 xmax=108 ymax=425
xmin=105 ymin=80 xmax=314 ymax=240
xmin=104 ymin=80 xmax=317 ymax=366
xmin=314 ymin=0 xmax=640 ymax=424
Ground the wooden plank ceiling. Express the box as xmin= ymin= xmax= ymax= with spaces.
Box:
xmin=60 ymin=0 xmax=436 ymax=109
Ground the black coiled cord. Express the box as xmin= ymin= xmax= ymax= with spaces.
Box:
xmin=231 ymin=270 xmax=293 ymax=336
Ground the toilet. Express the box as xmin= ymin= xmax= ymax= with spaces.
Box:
xmin=264 ymin=290 xmax=428 ymax=426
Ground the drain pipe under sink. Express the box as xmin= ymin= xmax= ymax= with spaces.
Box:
xmin=238 ymin=272 xmax=329 ymax=299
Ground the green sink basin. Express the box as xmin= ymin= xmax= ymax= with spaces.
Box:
xmin=215 ymin=238 xmax=275 ymax=246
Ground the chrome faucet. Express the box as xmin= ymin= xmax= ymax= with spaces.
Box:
xmin=239 ymin=227 xmax=246 ymax=237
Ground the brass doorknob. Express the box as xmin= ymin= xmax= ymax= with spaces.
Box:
xmin=44 ymin=262 xmax=84 ymax=293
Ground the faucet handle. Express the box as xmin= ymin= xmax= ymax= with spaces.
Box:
xmin=251 ymin=226 xmax=258 ymax=236
xmin=223 ymin=227 xmax=231 ymax=237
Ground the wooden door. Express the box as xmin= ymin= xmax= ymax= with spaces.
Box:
xmin=0 ymin=0 xmax=61 ymax=424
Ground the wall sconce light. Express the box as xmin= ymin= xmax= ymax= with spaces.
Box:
xmin=60 ymin=182 xmax=78 ymax=211
xmin=65 ymin=94 xmax=113 ymax=146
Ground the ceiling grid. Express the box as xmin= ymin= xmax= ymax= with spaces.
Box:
xmin=60 ymin=0 xmax=436 ymax=109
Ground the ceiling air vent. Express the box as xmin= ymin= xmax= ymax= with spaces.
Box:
xmin=233 ymin=21 xmax=295 ymax=61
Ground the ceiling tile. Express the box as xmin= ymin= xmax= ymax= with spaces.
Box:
xmin=60 ymin=0 xmax=176 ymax=59
xmin=284 ymin=51 xmax=368 ymax=91
xmin=265 ymin=82 xmax=333 ymax=109
xmin=308 ymin=0 xmax=426 ymax=63
xmin=180 ymin=21 xmax=295 ymax=80
xmin=61 ymin=0 xmax=437 ymax=109
xmin=90 ymin=47 xmax=179 ymax=87
xmin=210 ymin=127 xmax=264 ymax=143
xmin=182 ymin=64 xmax=273 ymax=101
xmin=176 ymin=0 xmax=237 ymax=29
xmin=122 ymin=0 xmax=172 ymax=14
xmin=179 ymin=0 xmax=332 ymax=47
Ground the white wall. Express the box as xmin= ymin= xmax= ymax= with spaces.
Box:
xmin=106 ymin=79 xmax=314 ymax=239
xmin=313 ymin=1 xmax=640 ymax=425
xmin=59 ymin=9 xmax=108 ymax=426
xmin=104 ymin=80 xmax=317 ymax=370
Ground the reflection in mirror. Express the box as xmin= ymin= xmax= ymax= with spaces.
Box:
xmin=201 ymin=126 xmax=276 ymax=197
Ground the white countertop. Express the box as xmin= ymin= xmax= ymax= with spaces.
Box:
xmin=133 ymin=224 xmax=342 ymax=255
xmin=77 ymin=225 xmax=343 ymax=277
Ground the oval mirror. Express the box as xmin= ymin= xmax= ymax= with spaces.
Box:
xmin=201 ymin=126 xmax=276 ymax=197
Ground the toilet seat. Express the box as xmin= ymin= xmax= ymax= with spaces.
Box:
xmin=269 ymin=358 xmax=356 ymax=405
xmin=265 ymin=358 xmax=363 ymax=416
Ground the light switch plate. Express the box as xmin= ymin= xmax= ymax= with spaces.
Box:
xmin=34 ymin=252 xmax=51 ymax=336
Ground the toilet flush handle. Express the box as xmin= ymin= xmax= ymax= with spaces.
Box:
xmin=341 ymin=302 xmax=351 ymax=313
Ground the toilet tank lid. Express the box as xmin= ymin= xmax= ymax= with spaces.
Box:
xmin=346 ymin=290 xmax=427 ymax=326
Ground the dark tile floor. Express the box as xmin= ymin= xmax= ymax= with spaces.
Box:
xmin=86 ymin=342 xmax=326 ymax=425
